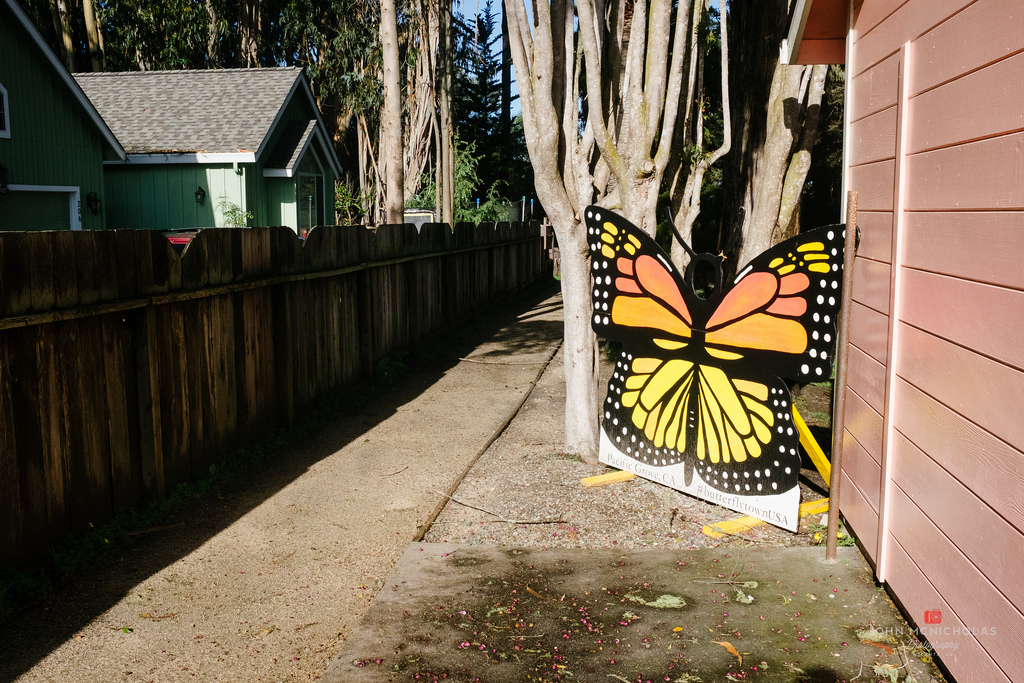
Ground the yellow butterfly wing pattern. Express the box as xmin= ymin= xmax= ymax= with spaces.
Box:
xmin=606 ymin=352 xmax=796 ymax=493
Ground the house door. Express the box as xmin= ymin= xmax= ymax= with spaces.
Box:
xmin=297 ymin=173 xmax=323 ymax=234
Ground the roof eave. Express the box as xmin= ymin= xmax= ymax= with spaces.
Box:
xmin=781 ymin=0 xmax=848 ymax=66
xmin=263 ymin=125 xmax=338 ymax=179
xmin=257 ymin=71 xmax=342 ymax=177
xmin=105 ymin=152 xmax=257 ymax=165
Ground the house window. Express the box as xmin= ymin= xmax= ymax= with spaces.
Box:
xmin=297 ymin=173 xmax=323 ymax=233
xmin=0 ymin=83 xmax=10 ymax=138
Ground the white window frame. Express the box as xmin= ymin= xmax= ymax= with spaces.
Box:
xmin=0 ymin=82 xmax=10 ymax=139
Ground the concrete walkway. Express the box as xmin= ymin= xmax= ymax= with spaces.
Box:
xmin=2 ymin=288 xmax=948 ymax=683
xmin=1 ymin=289 xmax=565 ymax=683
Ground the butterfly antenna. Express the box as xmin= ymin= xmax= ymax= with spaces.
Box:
xmin=662 ymin=206 xmax=697 ymax=259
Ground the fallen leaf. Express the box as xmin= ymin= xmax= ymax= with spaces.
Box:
xmin=526 ymin=586 xmax=548 ymax=600
xmin=712 ymin=640 xmax=742 ymax=665
xmin=862 ymin=640 xmax=895 ymax=654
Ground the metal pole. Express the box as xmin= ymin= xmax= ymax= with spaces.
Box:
xmin=827 ymin=191 xmax=858 ymax=561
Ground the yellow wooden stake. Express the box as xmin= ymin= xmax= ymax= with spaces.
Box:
xmin=793 ymin=407 xmax=831 ymax=483
xmin=702 ymin=498 xmax=830 ymax=538
xmin=581 ymin=470 xmax=637 ymax=487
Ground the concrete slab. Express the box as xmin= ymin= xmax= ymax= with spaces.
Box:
xmin=325 ymin=543 xmax=939 ymax=682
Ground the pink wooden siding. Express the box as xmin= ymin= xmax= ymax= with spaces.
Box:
xmin=841 ymin=1 xmax=1024 ymax=680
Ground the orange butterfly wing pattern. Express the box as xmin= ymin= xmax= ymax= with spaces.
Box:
xmin=586 ymin=206 xmax=846 ymax=507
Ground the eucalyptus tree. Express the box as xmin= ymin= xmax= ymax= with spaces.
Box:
xmin=380 ymin=0 xmax=404 ymax=223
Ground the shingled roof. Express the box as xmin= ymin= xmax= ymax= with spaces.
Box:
xmin=73 ymin=67 xmax=306 ymax=157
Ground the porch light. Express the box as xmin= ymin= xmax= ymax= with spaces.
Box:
xmin=195 ymin=186 xmax=206 ymax=203
xmin=86 ymin=192 xmax=100 ymax=215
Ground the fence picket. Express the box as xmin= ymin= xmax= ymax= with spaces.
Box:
xmin=0 ymin=222 xmax=547 ymax=565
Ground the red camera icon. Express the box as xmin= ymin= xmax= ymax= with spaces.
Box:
xmin=924 ymin=609 xmax=942 ymax=624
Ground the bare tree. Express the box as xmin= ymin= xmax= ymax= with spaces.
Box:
xmin=436 ymin=1 xmax=455 ymax=223
xmin=380 ymin=0 xmax=405 ymax=223
xmin=667 ymin=1 xmax=731 ymax=269
xmin=720 ymin=0 xmax=828 ymax=272
xmin=403 ymin=0 xmax=439 ymax=201
xmin=505 ymin=0 xmax=718 ymax=459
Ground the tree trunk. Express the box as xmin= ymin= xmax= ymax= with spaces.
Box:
xmin=82 ymin=0 xmax=105 ymax=72
xmin=50 ymin=0 xmax=75 ymax=71
xmin=205 ymin=0 xmax=221 ymax=67
xmin=718 ymin=0 xmax=828 ymax=274
xmin=380 ymin=0 xmax=405 ymax=224
xmin=500 ymin=2 xmax=511 ymax=154
xmin=437 ymin=1 xmax=454 ymax=224
xmin=239 ymin=0 xmax=261 ymax=67
xmin=558 ymin=216 xmax=602 ymax=457
xmin=404 ymin=0 xmax=439 ymax=201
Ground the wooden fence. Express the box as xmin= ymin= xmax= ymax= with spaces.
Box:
xmin=0 ymin=221 xmax=547 ymax=566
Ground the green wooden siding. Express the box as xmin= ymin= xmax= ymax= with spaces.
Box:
xmin=0 ymin=190 xmax=70 ymax=230
xmin=104 ymin=164 xmax=252 ymax=230
xmin=265 ymin=177 xmax=298 ymax=228
xmin=0 ymin=6 xmax=109 ymax=230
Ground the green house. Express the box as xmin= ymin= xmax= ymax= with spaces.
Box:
xmin=0 ymin=0 xmax=125 ymax=231
xmin=74 ymin=67 xmax=342 ymax=234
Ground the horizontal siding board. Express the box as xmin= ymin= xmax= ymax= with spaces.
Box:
xmin=891 ymin=432 xmax=1024 ymax=614
xmin=851 ymin=256 xmax=890 ymax=315
xmin=848 ymin=299 xmax=889 ymax=364
xmin=849 ymin=52 xmax=901 ymax=121
xmin=888 ymin=485 xmax=1024 ymax=680
xmin=852 ymin=0 xmax=973 ymax=78
xmin=905 ymin=132 xmax=1024 ymax=211
xmin=909 ymin=0 xmax=1024 ymax=95
xmin=884 ymin=534 xmax=1013 ymax=683
xmin=838 ymin=469 xmax=879 ymax=563
xmin=848 ymin=106 xmax=898 ymax=166
xmin=897 ymin=323 xmax=1024 ymax=451
xmin=902 ymin=211 xmax=1024 ymax=289
xmin=894 ymin=378 xmax=1024 ymax=534
xmin=847 ymin=343 xmax=886 ymax=413
xmin=843 ymin=385 xmax=885 ymax=459
xmin=850 ymin=0 xmax=905 ymax=43
xmin=901 ymin=269 xmax=1024 ymax=371
xmin=847 ymin=158 xmax=895 ymax=211
xmin=841 ymin=429 xmax=880 ymax=512
xmin=852 ymin=210 xmax=893 ymax=263
xmin=908 ymin=50 xmax=1024 ymax=153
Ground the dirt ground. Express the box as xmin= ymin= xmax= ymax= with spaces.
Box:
xmin=0 ymin=287 xmax=878 ymax=683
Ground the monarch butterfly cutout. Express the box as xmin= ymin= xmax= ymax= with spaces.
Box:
xmin=587 ymin=206 xmax=846 ymax=531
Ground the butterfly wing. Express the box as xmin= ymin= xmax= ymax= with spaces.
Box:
xmin=585 ymin=206 xmax=694 ymax=349
xmin=585 ymin=206 xmax=841 ymax=505
xmin=705 ymin=225 xmax=846 ymax=381
xmin=605 ymin=350 xmax=799 ymax=494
